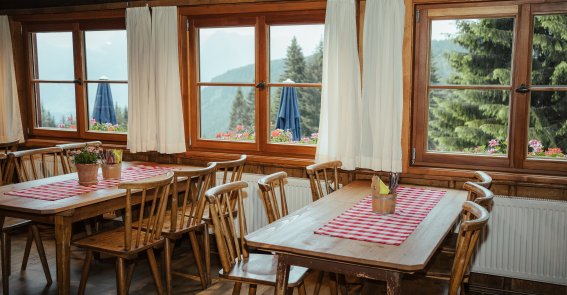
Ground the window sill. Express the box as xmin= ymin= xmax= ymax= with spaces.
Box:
xmin=180 ymin=149 xmax=315 ymax=168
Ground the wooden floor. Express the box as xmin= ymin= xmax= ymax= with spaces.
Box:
xmin=0 ymin=224 xmax=462 ymax=295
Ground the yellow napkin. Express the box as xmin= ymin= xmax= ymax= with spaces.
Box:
xmin=379 ymin=178 xmax=390 ymax=194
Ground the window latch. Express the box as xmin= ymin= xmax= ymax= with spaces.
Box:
xmin=73 ymin=78 xmax=83 ymax=86
xmin=255 ymin=81 xmax=266 ymax=90
xmin=515 ymin=84 xmax=530 ymax=94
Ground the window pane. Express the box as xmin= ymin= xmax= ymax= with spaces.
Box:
xmin=199 ymin=27 xmax=255 ymax=83
xmin=269 ymin=86 xmax=320 ymax=145
xmin=35 ymin=83 xmax=77 ymax=130
xmin=427 ymin=89 xmax=510 ymax=154
xmin=429 ymin=18 xmax=514 ymax=85
xmin=200 ymin=86 xmax=255 ymax=141
xmin=85 ymin=30 xmax=127 ymax=81
xmin=531 ymin=14 xmax=567 ymax=86
xmin=87 ymin=83 xmax=128 ymax=133
xmin=34 ymin=32 xmax=74 ymax=80
xmin=269 ymin=24 xmax=324 ymax=83
xmin=527 ymin=91 xmax=567 ymax=160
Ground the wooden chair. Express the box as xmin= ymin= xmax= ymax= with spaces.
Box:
xmin=419 ymin=201 xmax=490 ymax=295
xmin=206 ymin=181 xmax=309 ymax=295
xmin=57 ymin=141 xmax=102 ymax=173
xmin=0 ymin=140 xmax=18 ymax=184
xmin=207 ymin=154 xmax=247 ymax=188
xmin=1 ymin=148 xmax=66 ymax=294
xmin=73 ymin=172 xmax=174 ymax=295
xmin=471 ymin=171 xmax=492 ymax=190
xmin=306 ymin=160 xmax=342 ymax=202
xmin=161 ymin=164 xmax=216 ymax=295
xmin=257 ymin=172 xmax=290 ymax=224
xmin=6 ymin=147 xmax=68 ymax=182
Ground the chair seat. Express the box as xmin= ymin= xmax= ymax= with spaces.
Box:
xmin=421 ymin=251 xmax=469 ymax=282
xmin=2 ymin=218 xmax=31 ymax=231
xmin=133 ymin=209 xmax=205 ymax=238
xmin=72 ymin=227 xmax=164 ymax=257
xmin=219 ymin=253 xmax=309 ymax=288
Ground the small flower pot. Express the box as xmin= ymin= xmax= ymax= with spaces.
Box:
xmin=75 ymin=163 xmax=99 ymax=186
xmin=372 ymin=193 xmax=397 ymax=214
xmin=102 ymin=163 xmax=122 ymax=180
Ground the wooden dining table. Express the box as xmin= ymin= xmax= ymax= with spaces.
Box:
xmin=245 ymin=181 xmax=467 ymax=295
xmin=0 ymin=161 xmax=195 ymax=295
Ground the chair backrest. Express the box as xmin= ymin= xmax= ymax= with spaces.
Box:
xmin=57 ymin=141 xmax=102 ymax=173
xmin=206 ymin=181 xmax=249 ymax=274
xmin=258 ymin=171 xmax=289 ymax=224
xmin=6 ymin=147 xmax=68 ymax=183
xmin=207 ymin=154 xmax=246 ymax=188
xmin=0 ymin=140 xmax=19 ymax=154
xmin=463 ymin=181 xmax=494 ymax=212
xmin=0 ymin=153 xmax=6 ymax=186
xmin=120 ymin=172 xmax=174 ymax=251
xmin=306 ymin=160 xmax=342 ymax=202
xmin=449 ymin=201 xmax=489 ymax=295
xmin=472 ymin=171 xmax=492 ymax=189
xmin=169 ymin=163 xmax=217 ymax=232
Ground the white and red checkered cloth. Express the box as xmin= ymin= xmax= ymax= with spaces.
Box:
xmin=314 ymin=186 xmax=447 ymax=246
xmin=4 ymin=165 xmax=171 ymax=202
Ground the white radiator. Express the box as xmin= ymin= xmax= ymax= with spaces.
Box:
xmin=471 ymin=196 xmax=567 ymax=286
xmin=231 ymin=173 xmax=567 ymax=286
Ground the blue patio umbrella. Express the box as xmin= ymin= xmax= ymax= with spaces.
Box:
xmin=92 ymin=76 xmax=117 ymax=125
xmin=276 ymin=79 xmax=302 ymax=141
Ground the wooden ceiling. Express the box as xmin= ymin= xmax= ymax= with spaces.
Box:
xmin=0 ymin=0 xmax=131 ymax=10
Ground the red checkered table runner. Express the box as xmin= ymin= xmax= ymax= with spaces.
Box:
xmin=314 ymin=186 xmax=447 ymax=246
xmin=4 ymin=165 xmax=171 ymax=202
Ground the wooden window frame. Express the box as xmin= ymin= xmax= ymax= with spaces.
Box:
xmin=182 ymin=2 xmax=325 ymax=158
xmin=21 ymin=16 xmax=127 ymax=143
xmin=411 ymin=1 xmax=567 ymax=176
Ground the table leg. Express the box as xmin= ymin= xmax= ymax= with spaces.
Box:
xmin=0 ymin=215 xmax=8 ymax=295
xmin=274 ymin=254 xmax=290 ymax=295
xmin=386 ymin=272 xmax=401 ymax=295
xmin=55 ymin=214 xmax=73 ymax=295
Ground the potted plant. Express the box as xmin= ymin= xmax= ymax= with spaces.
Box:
xmin=101 ymin=149 xmax=123 ymax=179
xmin=72 ymin=147 xmax=102 ymax=186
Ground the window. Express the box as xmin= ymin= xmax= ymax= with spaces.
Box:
xmin=187 ymin=8 xmax=325 ymax=156
xmin=412 ymin=3 xmax=567 ymax=174
xmin=26 ymin=19 xmax=127 ymax=141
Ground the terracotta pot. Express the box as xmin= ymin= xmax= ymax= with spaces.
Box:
xmin=75 ymin=163 xmax=99 ymax=186
xmin=102 ymin=163 xmax=122 ymax=180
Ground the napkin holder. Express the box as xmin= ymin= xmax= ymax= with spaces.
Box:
xmin=371 ymin=175 xmax=397 ymax=214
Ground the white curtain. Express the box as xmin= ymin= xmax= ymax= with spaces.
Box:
xmin=152 ymin=7 xmax=186 ymax=153
xmin=127 ymin=7 xmax=156 ymax=153
xmin=0 ymin=16 xmax=24 ymax=143
xmin=360 ymin=0 xmax=405 ymax=172
xmin=127 ymin=6 xmax=186 ymax=154
xmin=315 ymin=0 xmax=362 ymax=170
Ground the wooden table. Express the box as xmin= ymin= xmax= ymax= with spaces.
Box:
xmin=245 ymin=181 xmax=467 ymax=295
xmin=0 ymin=162 xmax=195 ymax=295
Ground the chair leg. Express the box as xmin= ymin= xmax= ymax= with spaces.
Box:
xmin=338 ymin=274 xmax=348 ymax=295
xmin=21 ymin=227 xmax=33 ymax=271
xmin=203 ymin=224 xmax=211 ymax=286
xmin=298 ymin=282 xmax=307 ymax=295
xmin=248 ymin=284 xmax=257 ymax=295
xmin=31 ymin=224 xmax=52 ymax=285
xmin=329 ymin=273 xmax=339 ymax=295
xmin=116 ymin=257 xmax=127 ymax=295
xmin=1 ymin=231 xmax=11 ymax=295
xmin=313 ymin=271 xmax=324 ymax=295
xmin=125 ymin=260 xmax=136 ymax=294
xmin=164 ymin=238 xmax=173 ymax=295
xmin=147 ymin=249 xmax=164 ymax=295
xmin=78 ymin=250 xmax=93 ymax=295
xmin=286 ymin=287 xmax=295 ymax=295
xmin=189 ymin=231 xmax=207 ymax=289
xmin=232 ymin=282 xmax=242 ymax=295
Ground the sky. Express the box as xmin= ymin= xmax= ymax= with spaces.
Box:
xmin=431 ymin=20 xmax=458 ymax=40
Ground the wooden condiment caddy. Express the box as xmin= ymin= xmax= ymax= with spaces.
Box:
xmin=371 ymin=175 xmax=398 ymax=214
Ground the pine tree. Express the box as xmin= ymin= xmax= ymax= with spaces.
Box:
xmin=229 ymin=88 xmax=247 ymax=129
xmin=300 ymin=40 xmax=323 ymax=137
xmin=243 ymin=89 xmax=255 ymax=129
xmin=40 ymin=104 xmax=56 ymax=127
